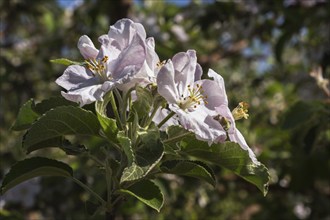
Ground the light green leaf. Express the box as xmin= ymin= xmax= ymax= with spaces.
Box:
xmin=160 ymin=160 xmax=216 ymax=187
xmin=120 ymin=163 xmax=145 ymax=183
xmin=0 ymin=157 xmax=73 ymax=194
xmin=11 ymin=99 xmax=39 ymax=131
xmin=119 ymin=180 xmax=164 ymax=212
xmin=50 ymin=58 xmax=84 ymax=66
xmin=23 ymin=106 xmax=100 ymax=153
xmin=95 ymin=94 xmax=118 ymax=141
xmin=181 ymin=139 xmax=270 ymax=196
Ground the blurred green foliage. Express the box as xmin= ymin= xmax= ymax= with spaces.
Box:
xmin=0 ymin=0 xmax=329 ymax=219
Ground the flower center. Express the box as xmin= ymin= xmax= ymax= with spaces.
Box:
xmin=232 ymin=102 xmax=249 ymax=120
xmin=178 ymin=84 xmax=208 ymax=110
xmin=85 ymin=56 xmax=109 ymax=81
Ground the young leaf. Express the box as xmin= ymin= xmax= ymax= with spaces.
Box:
xmin=23 ymin=106 xmax=100 ymax=153
xmin=11 ymin=99 xmax=39 ymax=131
xmin=181 ymin=139 xmax=270 ymax=196
xmin=95 ymin=93 xmax=118 ymax=141
xmin=160 ymin=160 xmax=216 ymax=187
xmin=120 ymin=163 xmax=145 ymax=183
xmin=50 ymin=58 xmax=84 ymax=66
xmin=0 ymin=157 xmax=73 ymax=194
xmin=119 ymin=180 xmax=164 ymax=212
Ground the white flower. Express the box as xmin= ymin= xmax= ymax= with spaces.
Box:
xmin=156 ymin=50 xmax=226 ymax=143
xmin=56 ymin=19 xmax=148 ymax=106
xmin=207 ymin=69 xmax=260 ymax=165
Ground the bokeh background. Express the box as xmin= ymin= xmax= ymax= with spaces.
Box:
xmin=0 ymin=0 xmax=329 ymax=219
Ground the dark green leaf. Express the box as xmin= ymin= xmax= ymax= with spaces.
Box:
xmin=160 ymin=160 xmax=216 ymax=186
xmin=120 ymin=127 xmax=164 ymax=183
xmin=119 ymin=180 xmax=164 ymax=212
xmin=117 ymin=131 xmax=134 ymax=166
xmin=11 ymin=99 xmax=39 ymax=131
xmin=181 ymin=139 xmax=270 ymax=196
xmin=0 ymin=157 xmax=73 ymax=194
xmin=50 ymin=58 xmax=84 ymax=66
xmin=23 ymin=106 xmax=100 ymax=153
xmin=132 ymin=86 xmax=153 ymax=119
xmin=34 ymin=96 xmax=78 ymax=115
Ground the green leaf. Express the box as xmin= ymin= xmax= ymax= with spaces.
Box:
xmin=120 ymin=163 xmax=145 ymax=183
xmin=23 ymin=106 xmax=100 ymax=153
xmin=11 ymin=99 xmax=39 ymax=131
xmin=95 ymin=93 xmax=118 ymax=141
xmin=34 ymin=96 xmax=78 ymax=115
xmin=120 ymin=127 xmax=164 ymax=183
xmin=0 ymin=157 xmax=73 ymax=194
xmin=118 ymin=131 xmax=134 ymax=166
xmin=50 ymin=58 xmax=84 ymax=66
xmin=119 ymin=180 xmax=164 ymax=212
xmin=160 ymin=160 xmax=216 ymax=187
xmin=181 ymin=139 xmax=270 ymax=196
xmin=132 ymin=86 xmax=153 ymax=119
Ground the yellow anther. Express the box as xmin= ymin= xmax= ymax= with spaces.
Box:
xmin=156 ymin=60 xmax=166 ymax=68
xmin=232 ymin=102 xmax=249 ymax=120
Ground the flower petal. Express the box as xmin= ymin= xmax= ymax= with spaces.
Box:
xmin=207 ymin=69 xmax=228 ymax=106
xmin=172 ymin=50 xmax=197 ymax=95
xmin=55 ymin=65 xmax=97 ymax=91
xmin=60 ymin=84 xmax=104 ymax=106
xmin=229 ymin=129 xmax=260 ymax=166
xmin=77 ymin=35 xmax=99 ymax=60
xmin=157 ymin=60 xmax=179 ymax=104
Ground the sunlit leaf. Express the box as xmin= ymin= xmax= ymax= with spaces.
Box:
xmin=11 ymin=99 xmax=39 ymax=131
xmin=181 ymin=139 xmax=270 ymax=196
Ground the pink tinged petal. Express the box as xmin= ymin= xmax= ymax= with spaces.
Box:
xmin=171 ymin=106 xmax=224 ymax=144
xmin=229 ymin=129 xmax=260 ymax=166
xmin=77 ymin=35 xmax=99 ymax=60
xmin=157 ymin=60 xmax=180 ymax=104
xmin=108 ymin=19 xmax=146 ymax=51
xmin=55 ymin=65 xmax=97 ymax=91
xmin=207 ymin=69 xmax=229 ymax=105
xmin=172 ymin=50 xmax=197 ymax=95
xmin=145 ymin=37 xmax=160 ymax=75
xmin=60 ymin=84 xmax=104 ymax=107
xmin=195 ymin=64 xmax=203 ymax=81
xmin=200 ymin=79 xmax=228 ymax=111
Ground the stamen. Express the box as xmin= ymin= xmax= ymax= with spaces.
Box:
xmin=177 ymin=84 xmax=208 ymax=110
xmin=84 ymin=56 xmax=109 ymax=81
xmin=232 ymin=102 xmax=249 ymax=120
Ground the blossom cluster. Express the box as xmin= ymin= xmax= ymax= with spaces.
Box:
xmin=56 ymin=18 xmax=259 ymax=165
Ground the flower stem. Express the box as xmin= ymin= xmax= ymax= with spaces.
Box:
xmin=109 ymin=92 xmax=122 ymax=130
xmin=72 ymin=177 xmax=106 ymax=206
xmin=163 ymin=131 xmax=191 ymax=144
xmin=157 ymin=111 xmax=176 ymax=128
